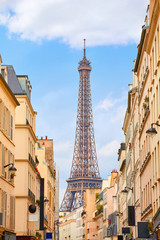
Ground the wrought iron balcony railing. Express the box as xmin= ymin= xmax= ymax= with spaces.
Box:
xmin=29 ymin=153 xmax=36 ymax=169
xmin=28 ymin=188 xmax=35 ymax=202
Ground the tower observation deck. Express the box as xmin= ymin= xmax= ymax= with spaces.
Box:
xmin=60 ymin=40 xmax=102 ymax=212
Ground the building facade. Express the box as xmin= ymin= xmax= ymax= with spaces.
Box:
xmin=36 ymin=138 xmax=55 ymax=238
xmin=0 ymin=59 xmax=19 ymax=240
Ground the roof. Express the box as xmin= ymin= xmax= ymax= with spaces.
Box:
xmin=134 ymin=29 xmax=146 ymax=72
xmin=0 ymin=74 xmax=19 ymax=106
xmin=6 ymin=65 xmax=24 ymax=95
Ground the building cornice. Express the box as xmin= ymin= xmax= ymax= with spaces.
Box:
xmin=15 ymin=124 xmax=37 ymax=142
xmin=59 ymin=219 xmax=76 ymax=227
xmin=15 ymin=94 xmax=36 ymax=116
xmin=0 ymin=130 xmax=15 ymax=147
xmin=146 ymin=0 xmax=160 ymax=54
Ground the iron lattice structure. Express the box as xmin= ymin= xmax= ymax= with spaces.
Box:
xmin=60 ymin=40 xmax=102 ymax=212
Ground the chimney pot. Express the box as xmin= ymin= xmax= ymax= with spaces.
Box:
xmin=46 ymin=136 xmax=48 ymax=140
xmin=41 ymin=137 xmax=43 ymax=140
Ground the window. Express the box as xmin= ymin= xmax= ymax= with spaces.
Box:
xmin=8 ymin=151 xmax=11 ymax=181
xmin=1 ymin=144 xmax=5 ymax=176
xmin=10 ymin=115 xmax=13 ymax=140
xmin=10 ymin=196 xmax=15 ymax=229
xmin=1 ymin=190 xmax=7 ymax=227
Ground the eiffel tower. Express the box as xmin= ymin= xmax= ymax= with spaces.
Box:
xmin=60 ymin=40 xmax=102 ymax=212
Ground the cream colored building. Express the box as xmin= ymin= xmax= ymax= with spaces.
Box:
xmin=117 ymin=143 xmax=126 ymax=235
xmin=84 ymin=188 xmax=101 ymax=240
xmin=7 ymin=72 xmax=38 ymax=238
xmin=36 ymin=138 xmax=55 ymax=237
xmin=145 ymin=0 xmax=160 ymax=237
xmin=59 ymin=211 xmax=76 ymax=240
xmin=76 ymin=206 xmax=84 ymax=240
xmin=134 ymin=9 xmax=153 ymax=226
xmin=0 ymin=59 xmax=19 ymax=239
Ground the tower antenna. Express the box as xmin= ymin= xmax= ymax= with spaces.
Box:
xmin=84 ymin=39 xmax=86 ymax=58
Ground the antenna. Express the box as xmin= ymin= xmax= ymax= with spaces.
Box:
xmin=84 ymin=39 xmax=86 ymax=57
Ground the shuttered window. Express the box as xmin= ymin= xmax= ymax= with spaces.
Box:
xmin=2 ymin=103 xmax=5 ymax=131
xmin=1 ymin=190 xmax=7 ymax=227
xmin=8 ymin=151 xmax=11 ymax=181
xmin=8 ymin=111 xmax=11 ymax=138
xmin=1 ymin=144 xmax=5 ymax=176
xmin=10 ymin=196 xmax=15 ymax=229
xmin=11 ymin=115 xmax=13 ymax=140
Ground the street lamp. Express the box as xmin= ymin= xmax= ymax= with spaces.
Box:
xmin=146 ymin=123 xmax=160 ymax=137
xmin=121 ymin=187 xmax=133 ymax=193
xmin=44 ymin=197 xmax=49 ymax=203
xmin=116 ymin=212 xmax=123 ymax=216
xmin=4 ymin=163 xmax=17 ymax=174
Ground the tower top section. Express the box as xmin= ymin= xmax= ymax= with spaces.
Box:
xmin=78 ymin=39 xmax=92 ymax=71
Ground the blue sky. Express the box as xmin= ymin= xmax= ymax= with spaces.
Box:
xmin=0 ymin=0 xmax=149 ymax=203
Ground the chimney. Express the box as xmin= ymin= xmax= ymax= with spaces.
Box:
xmin=45 ymin=136 xmax=48 ymax=140
xmin=41 ymin=137 xmax=43 ymax=140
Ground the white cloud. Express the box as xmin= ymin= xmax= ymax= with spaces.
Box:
xmin=110 ymin=105 xmax=126 ymax=123
xmin=0 ymin=0 xmax=149 ymax=48
xmin=98 ymin=140 xmax=119 ymax=157
xmin=95 ymin=91 xmax=127 ymax=112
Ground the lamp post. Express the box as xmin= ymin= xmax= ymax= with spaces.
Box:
xmin=146 ymin=123 xmax=160 ymax=136
xmin=4 ymin=163 xmax=17 ymax=173
xmin=121 ymin=187 xmax=133 ymax=193
xmin=4 ymin=163 xmax=17 ymax=180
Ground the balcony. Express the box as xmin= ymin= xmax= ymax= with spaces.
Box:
xmin=141 ymin=203 xmax=152 ymax=218
xmin=93 ymin=209 xmax=103 ymax=218
xmin=29 ymin=153 xmax=36 ymax=169
xmin=140 ymin=151 xmax=151 ymax=174
xmin=28 ymin=188 xmax=35 ymax=202
xmin=139 ymin=106 xmax=149 ymax=136
xmin=35 ymin=155 xmax=39 ymax=164
xmin=139 ymin=66 xmax=149 ymax=102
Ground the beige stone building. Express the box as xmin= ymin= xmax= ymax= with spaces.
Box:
xmin=83 ymin=188 xmax=101 ymax=240
xmin=0 ymin=59 xmax=19 ymax=240
xmin=134 ymin=7 xmax=153 ymax=226
xmin=76 ymin=206 xmax=84 ymax=240
xmin=59 ymin=211 xmax=76 ymax=240
xmin=145 ymin=0 xmax=160 ymax=237
xmin=11 ymin=74 xmax=38 ymax=238
xmin=117 ymin=143 xmax=126 ymax=235
xmin=36 ymin=138 xmax=55 ymax=237
xmin=121 ymin=69 xmax=140 ymax=237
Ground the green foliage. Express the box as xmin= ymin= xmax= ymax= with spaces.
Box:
xmin=36 ymin=232 xmax=42 ymax=238
xmin=96 ymin=193 xmax=99 ymax=200
xmin=36 ymin=199 xmax=40 ymax=207
xmin=96 ymin=204 xmax=103 ymax=211
xmin=143 ymin=103 xmax=147 ymax=109
xmin=148 ymin=221 xmax=153 ymax=232
xmin=144 ymin=96 xmax=149 ymax=103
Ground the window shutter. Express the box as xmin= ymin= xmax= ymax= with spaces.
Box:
xmin=1 ymin=190 xmax=7 ymax=227
xmin=8 ymin=151 xmax=11 ymax=181
xmin=1 ymin=145 xmax=5 ymax=176
xmin=4 ymin=192 xmax=7 ymax=227
xmin=2 ymin=103 xmax=5 ymax=131
xmin=8 ymin=111 xmax=11 ymax=138
xmin=10 ymin=196 xmax=15 ymax=229
xmin=11 ymin=115 xmax=13 ymax=140
xmin=4 ymin=106 xmax=6 ymax=134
